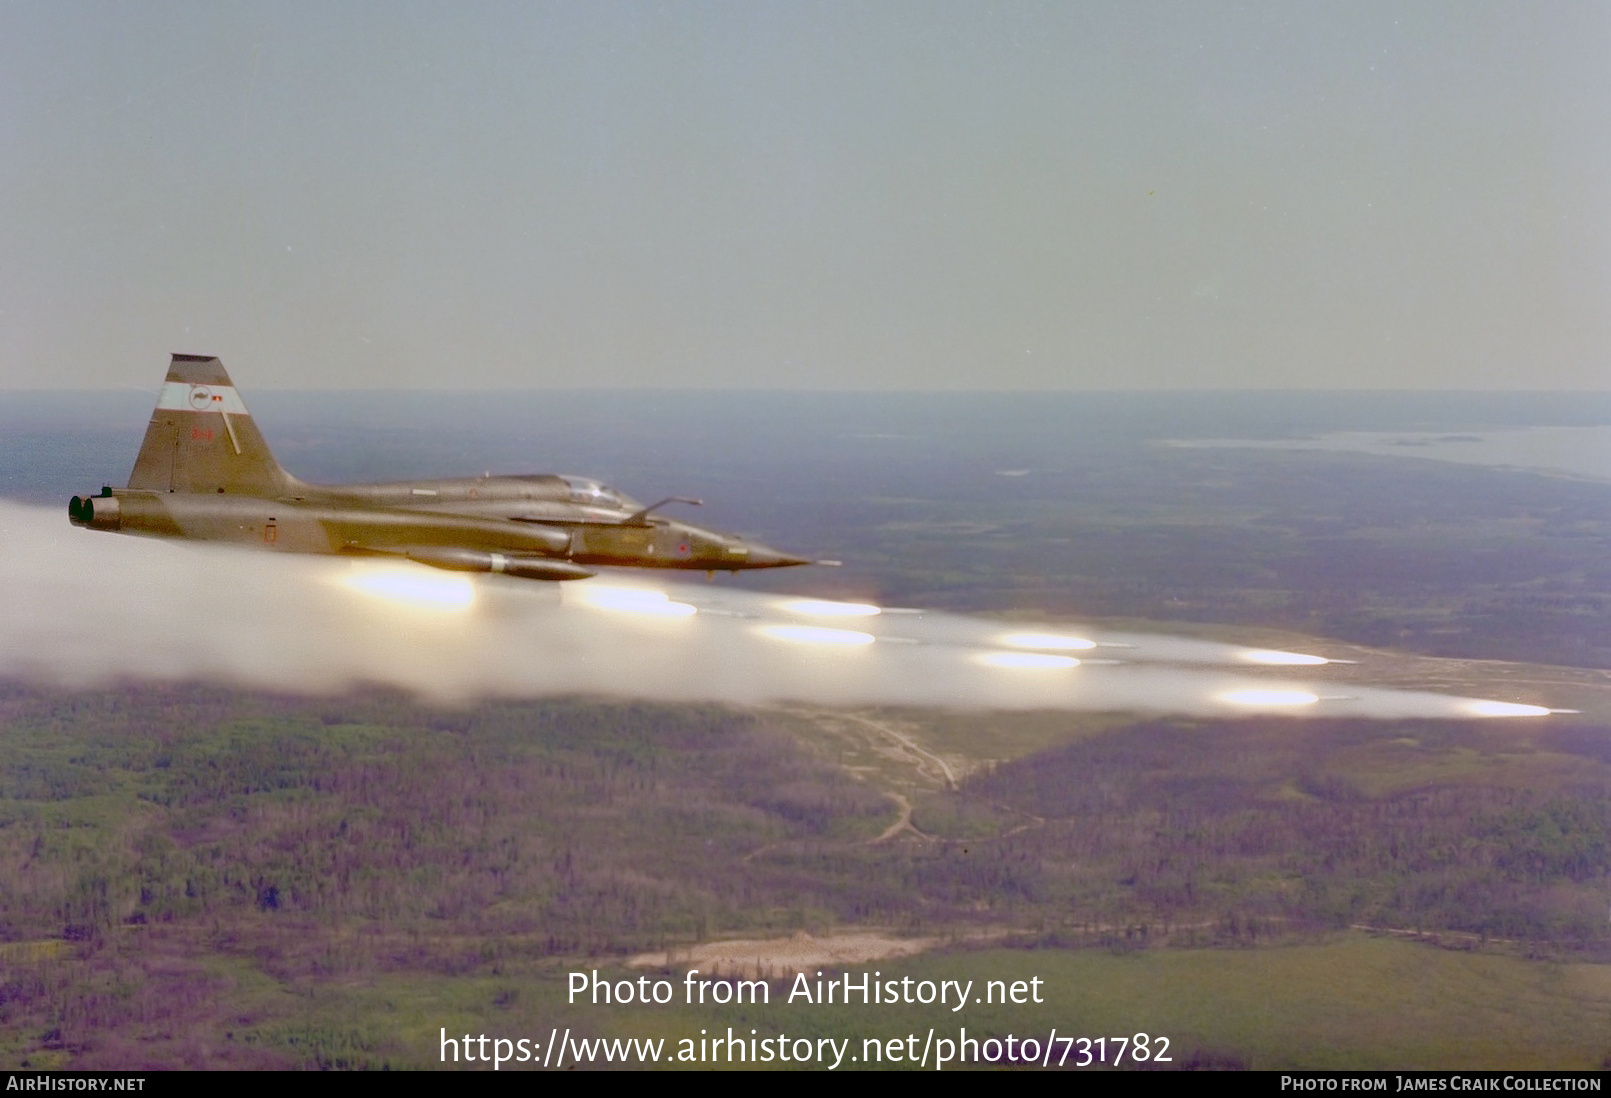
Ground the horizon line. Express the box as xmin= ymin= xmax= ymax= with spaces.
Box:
xmin=7 ymin=386 xmax=1611 ymax=396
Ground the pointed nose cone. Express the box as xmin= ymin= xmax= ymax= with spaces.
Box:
xmin=742 ymin=543 xmax=813 ymax=569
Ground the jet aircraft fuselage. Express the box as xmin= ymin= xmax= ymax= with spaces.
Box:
xmin=68 ymin=355 xmax=812 ymax=582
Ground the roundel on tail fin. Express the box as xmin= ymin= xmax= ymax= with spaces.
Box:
xmin=127 ymin=355 xmax=295 ymax=494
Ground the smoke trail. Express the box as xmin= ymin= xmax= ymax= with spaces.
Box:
xmin=0 ymin=503 xmax=1550 ymax=719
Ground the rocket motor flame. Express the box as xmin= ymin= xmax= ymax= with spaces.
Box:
xmin=0 ymin=503 xmax=1563 ymax=718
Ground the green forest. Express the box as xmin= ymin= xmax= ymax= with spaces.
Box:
xmin=2 ymin=684 xmax=1608 ymax=1067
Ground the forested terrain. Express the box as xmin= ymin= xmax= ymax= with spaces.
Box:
xmin=759 ymin=446 xmax=1611 ymax=672
xmin=0 ymin=687 xmax=891 ymax=954
xmin=2 ymin=685 xmax=1607 ymax=1066
xmin=956 ymin=718 xmax=1611 ymax=946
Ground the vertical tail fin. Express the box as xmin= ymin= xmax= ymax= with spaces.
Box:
xmin=127 ymin=355 xmax=296 ymax=494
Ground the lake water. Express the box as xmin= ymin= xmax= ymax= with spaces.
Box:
xmin=1169 ymin=426 xmax=1611 ymax=482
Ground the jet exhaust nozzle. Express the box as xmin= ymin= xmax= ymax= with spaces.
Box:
xmin=68 ymin=495 xmax=121 ymax=531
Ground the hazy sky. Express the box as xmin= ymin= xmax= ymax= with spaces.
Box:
xmin=3 ymin=2 xmax=1607 ymax=390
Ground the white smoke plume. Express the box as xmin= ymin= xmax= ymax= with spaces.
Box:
xmin=2 ymin=503 xmax=1548 ymax=719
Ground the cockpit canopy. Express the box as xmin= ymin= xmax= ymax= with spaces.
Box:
xmin=558 ymin=475 xmax=637 ymax=511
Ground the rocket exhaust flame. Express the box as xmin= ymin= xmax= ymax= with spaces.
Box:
xmin=1001 ymin=632 xmax=1098 ymax=651
xmin=1217 ymin=689 xmax=1322 ymax=708
xmin=333 ymin=563 xmax=477 ymax=611
xmin=977 ymin=652 xmax=1081 ymax=669
xmin=566 ymin=584 xmax=698 ymax=617
xmin=778 ymin=599 xmax=882 ymax=618
xmin=757 ymin=625 xmax=877 ymax=646
xmin=1240 ymin=649 xmax=1331 ymax=666
xmin=0 ymin=503 xmax=1564 ymax=718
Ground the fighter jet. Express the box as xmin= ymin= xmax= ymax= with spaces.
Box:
xmin=68 ymin=355 xmax=813 ymax=581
